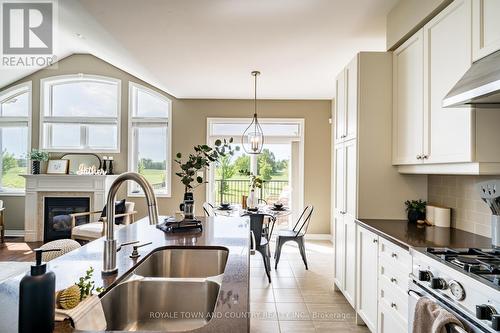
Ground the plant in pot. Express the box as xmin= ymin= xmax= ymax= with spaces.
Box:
xmin=239 ymin=170 xmax=263 ymax=210
xmin=405 ymin=199 xmax=427 ymax=223
xmin=28 ymin=149 xmax=49 ymax=174
xmin=174 ymin=138 xmax=238 ymax=218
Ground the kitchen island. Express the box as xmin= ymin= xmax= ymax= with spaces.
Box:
xmin=0 ymin=216 xmax=250 ymax=333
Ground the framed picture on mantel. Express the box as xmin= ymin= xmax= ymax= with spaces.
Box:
xmin=46 ymin=159 xmax=69 ymax=174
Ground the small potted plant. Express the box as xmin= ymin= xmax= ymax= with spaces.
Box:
xmin=405 ymin=199 xmax=427 ymax=223
xmin=28 ymin=149 xmax=49 ymax=174
xmin=239 ymin=169 xmax=263 ymax=209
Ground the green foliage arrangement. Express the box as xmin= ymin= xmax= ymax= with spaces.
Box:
xmin=175 ymin=138 xmax=239 ymax=192
xmin=239 ymin=169 xmax=263 ymax=189
xmin=76 ymin=267 xmax=104 ymax=300
xmin=28 ymin=149 xmax=49 ymax=162
xmin=404 ymin=199 xmax=427 ymax=214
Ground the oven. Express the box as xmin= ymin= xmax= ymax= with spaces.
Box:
xmin=409 ymin=278 xmax=486 ymax=333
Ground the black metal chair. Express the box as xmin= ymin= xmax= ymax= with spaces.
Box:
xmin=203 ymin=202 xmax=216 ymax=217
xmin=274 ymin=205 xmax=314 ymax=270
xmin=246 ymin=213 xmax=275 ymax=283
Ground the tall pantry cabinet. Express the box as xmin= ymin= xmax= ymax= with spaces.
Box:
xmin=332 ymin=52 xmax=427 ymax=329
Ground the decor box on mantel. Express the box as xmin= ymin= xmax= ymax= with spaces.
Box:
xmin=21 ymin=174 xmax=118 ymax=242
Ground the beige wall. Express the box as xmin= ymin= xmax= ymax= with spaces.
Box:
xmin=1 ymin=54 xmax=332 ymax=235
xmin=386 ymin=0 xmax=452 ymax=50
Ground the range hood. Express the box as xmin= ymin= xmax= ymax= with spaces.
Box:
xmin=443 ymin=50 xmax=500 ymax=108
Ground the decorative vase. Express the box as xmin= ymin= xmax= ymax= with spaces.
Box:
xmin=408 ymin=210 xmax=425 ymax=223
xmin=246 ymin=189 xmax=256 ymax=209
xmin=180 ymin=192 xmax=195 ymax=220
xmin=32 ymin=160 xmax=41 ymax=175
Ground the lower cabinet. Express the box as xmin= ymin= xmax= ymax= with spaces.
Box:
xmin=333 ymin=214 xmax=356 ymax=308
xmin=354 ymin=224 xmax=412 ymax=333
xmin=356 ymin=226 xmax=379 ymax=332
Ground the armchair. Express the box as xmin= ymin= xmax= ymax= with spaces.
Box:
xmin=70 ymin=201 xmax=137 ymax=241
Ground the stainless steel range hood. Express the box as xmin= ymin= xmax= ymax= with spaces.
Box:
xmin=443 ymin=50 xmax=500 ymax=108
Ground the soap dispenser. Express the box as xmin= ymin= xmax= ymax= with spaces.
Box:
xmin=19 ymin=248 xmax=60 ymax=333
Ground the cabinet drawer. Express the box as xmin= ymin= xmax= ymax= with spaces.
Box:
xmin=379 ymin=238 xmax=411 ymax=271
xmin=379 ymin=255 xmax=410 ymax=295
xmin=379 ymin=272 xmax=408 ymax=323
xmin=379 ymin=300 xmax=408 ymax=333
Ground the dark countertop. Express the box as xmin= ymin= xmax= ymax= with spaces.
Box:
xmin=356 ymin=219 xmax=492 ymax=250
xmin=0 ymin=216 xmax=250 ymax=333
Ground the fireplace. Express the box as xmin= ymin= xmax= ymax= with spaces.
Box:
xmin=44 ymin=197 xmax=91 ymax=242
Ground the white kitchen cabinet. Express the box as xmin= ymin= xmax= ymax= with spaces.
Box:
xmin=333 ymin=52 xmax=426 ymax=327
xmin=472 ymin=0 xmax=500 ymax=61
xmin=378 ymin=301 xmax=407 ymax=333
xmin=356 ymin=226 xmax=379 ymax=332
xmin=423 ymin=0 xmax=473 ymax=164
xmin=334 ymin=70 xmax=346 ymax=143
xmin=334 ymin=57 xmax=358 ymax=144
xmin=392 ymin=30 xmax=424 ymax=165
xmin=393 ymin=0 xmax=500 ymax=174
xmin=333 ymin=213 xmax=345 ymax=290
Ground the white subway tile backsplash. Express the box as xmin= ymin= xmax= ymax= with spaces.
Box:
xmin=428 ymin=175 xmax=498 ymax=238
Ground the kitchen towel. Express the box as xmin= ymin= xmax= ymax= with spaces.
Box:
xmin=55 ymin=294 xmax=106 ymax=331
xmin=412 ymin=296 xmax=463 ymax=333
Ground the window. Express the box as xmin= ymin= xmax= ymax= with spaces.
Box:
xmin=128 ymin=83 xmax=171 ymax=196
xmin=40 ymin=74 xmax=120 ymax=152
xmin=0 ymin=82 xmax=31 ymax=194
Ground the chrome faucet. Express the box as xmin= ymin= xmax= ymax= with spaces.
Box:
xmin=102 ymin=172 xmax=159 ymax=275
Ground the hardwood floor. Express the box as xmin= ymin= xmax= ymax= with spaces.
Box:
xmin=0 ymin=237 xmax=42 ymax=262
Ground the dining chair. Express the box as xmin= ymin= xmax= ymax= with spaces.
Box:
xmin=0 ymin=200 xmax=4 ymax=244
xmin=203 ymin=202 xmax=216 ymax=217
xmin=274 ymin=205 xmax=314 ymax=270
xmin=246 ymin=213 xmax=275 ymax=283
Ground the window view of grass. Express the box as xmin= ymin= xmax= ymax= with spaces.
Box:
xmin=1 ymin=151 xmax=27 ymax=191
xmin=137 ymin=158 xmax=166 ymax=191
xmin=214 ymin=148 xmax=290 ymax=204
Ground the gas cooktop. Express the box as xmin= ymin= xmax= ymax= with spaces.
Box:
xmin=426 ymin=247 xmax=500 ymax=287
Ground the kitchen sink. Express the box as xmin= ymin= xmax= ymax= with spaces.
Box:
xmin=134 ymin=247 xmax=228 ymax=278
xmin=100 ymin=279 xmax=220 ymax=332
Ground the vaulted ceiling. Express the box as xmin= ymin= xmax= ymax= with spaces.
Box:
xmin=1 ymin=0 xmax=398 ymax=99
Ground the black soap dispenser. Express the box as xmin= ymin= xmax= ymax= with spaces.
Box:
xmin=18 ymin=248 xmax=60 ymax=333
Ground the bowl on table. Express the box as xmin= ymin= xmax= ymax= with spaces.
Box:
xmin=273 ymin=203 xmax=284 ymax=210
xmin=219 ymin=203 xmax=232 ymax=210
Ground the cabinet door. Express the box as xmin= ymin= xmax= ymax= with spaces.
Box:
xmin=345 ymin=57 xmax=358 ymax=142
xmin=356 ymin=226 xmax=379 ymax=332
xmin=333 ymin=144 xmax=345 ymax=215
xmin=335 ymin=70 xmax=347 ymax=142
xmin=344 ymin=216 xmax=356 ymax=308
xmin=333 ymin=213 xmax=345 ymax=290
xmin=393 ymin=30 xmax=425 ymax=165
xmin=378 ymin=301 xmax=407 ymax=333
xmin=423 ymin=0 xmax=473 ymax=164
xmin=344 ymin=139 xmax=357 ymax=218
xmin=472 ymin=0 xmax=500 ymax=61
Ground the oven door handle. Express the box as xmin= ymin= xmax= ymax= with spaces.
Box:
xmin=408 ymin=290 xmax=467 ymax=333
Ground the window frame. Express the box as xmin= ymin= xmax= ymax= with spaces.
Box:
xmin=0 ymin=81 xmax=32 ymax=196
xmin=128 ymin=82 xmax=172 ymax=197
xmin=39 ymin=74 xmax=121 ymax=153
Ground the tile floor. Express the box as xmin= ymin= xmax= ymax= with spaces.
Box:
xmin=250 ymin=239 xmax=369 ymax=333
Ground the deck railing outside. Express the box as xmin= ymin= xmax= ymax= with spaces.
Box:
xmin=214 ymin=179 xmax=289 ymax=204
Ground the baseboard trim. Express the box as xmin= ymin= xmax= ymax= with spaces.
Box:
xmin=5 ymin=230 xmax=25 ymax=237
xmin=305 ymin=233 xmax=332 ymax=240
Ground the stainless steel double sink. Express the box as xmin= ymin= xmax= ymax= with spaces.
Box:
xmin=83 ymin=247 xmax=229 ymax=332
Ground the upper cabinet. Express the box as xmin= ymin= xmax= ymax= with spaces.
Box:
xmin=334 ymin=57 xmax=358 ymax=143
xmin=472 ymin=0 xmax=500 ymax=61
xmin=392 ymin=30 xmax=424 ymax=165
xmin=392 ymin=0 xmax=500 ymax=175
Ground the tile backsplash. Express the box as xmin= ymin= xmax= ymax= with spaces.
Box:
xmin=428 ymin=175 xmax=498 ymax=237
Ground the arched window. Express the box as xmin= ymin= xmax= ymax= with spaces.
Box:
xmin=128 ymin=82 xmax=171 ymax=197
xmin=0 ymin=82 xmax=31 ymax=193
xmin=40 ymin=74 xmax=121 ymax=152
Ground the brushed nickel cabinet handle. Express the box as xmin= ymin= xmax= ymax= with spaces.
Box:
xmin=390 ymin=277 xmax=397 ymax=283
xmin=416 ymin=155 xmax=422 ymax=160
xmin=391 ymin=302 xmax=397 ymax=309
xmin=372 ymin=238 xmax=378 ymax=243
xmin=391 ymin=252 xmax=397 ymax=258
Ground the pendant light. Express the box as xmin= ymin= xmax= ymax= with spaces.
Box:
xmin=242 ymin=70 xmax=264 ymax=154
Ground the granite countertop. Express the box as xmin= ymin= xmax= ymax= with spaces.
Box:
xmin=356 ymin=219 xmax=492 ymax=250
xmin=0 ymin=216 xmax=250 ymax=333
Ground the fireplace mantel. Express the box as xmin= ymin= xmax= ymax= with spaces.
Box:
xmin=21 ymin=174 xmax=118 ymax=242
